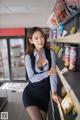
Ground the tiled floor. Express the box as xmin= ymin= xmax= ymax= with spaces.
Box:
xmin=2 ymin=90 xmax=30 ymax=120
xmin=0 ymin=82 xmax=28 ymax=92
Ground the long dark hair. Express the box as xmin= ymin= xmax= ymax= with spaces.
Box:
xmin=26 ymin=27 xmax=50 ymax=54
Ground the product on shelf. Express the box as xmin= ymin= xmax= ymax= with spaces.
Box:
xmin=49 ymin=28 xmax=57 ymax=39
xmin=61 ymin=94 xmax=74 ymax=115
xmin=64 ymin=0 xmax=80 ymax=14
xmin=69 ymin=46 xmax=77 ymax=70
xmin=58 ymin=44 xmax=64 ymax=58
xmin=77 ymin=27 xmax=80 ymax=32
xmin=62 ymin=30 xmax=68 ymax=37
xmin=58 ymin=47 xmax=64 ymax=58
xmin=55 ymin=45 xmax=61 ymax=54
xmin=50 ymin=43 xmax=57 ymax=51
xmin=64 ymin=44 xmax=70 ymax=67
xmin=57 ymin=24 xmax=64 ymax=38
xmin=50 ymin=44 xmax=61 ymax=54
xmin=49 ymin=29 xmax=53 ymax=39
xmin=76 ymin=45 xmax=80 ymax=71
xmin=70 ymin=26 xmax=77 ymax=34
xmin=47 ymin=12 xmax=59 ymax=28
xmin=53 ymin=0 xmax=71 ymax=23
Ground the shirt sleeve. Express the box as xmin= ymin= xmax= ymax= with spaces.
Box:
xmin=50 ymin=50 xmax=58 ymax=92
xmin=25 ymin=54 xmax=48 ymax=83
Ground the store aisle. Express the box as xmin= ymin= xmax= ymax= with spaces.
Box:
xmin=2 ymin=90 xmax=30 ymax=120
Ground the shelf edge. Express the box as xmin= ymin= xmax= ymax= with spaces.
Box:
xmin=48 ymin=33 xmax=80 ymax=44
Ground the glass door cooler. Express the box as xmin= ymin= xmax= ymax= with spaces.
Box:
xmin=0 ymin=39 xmax=9 ymax=111
xmin=9 ymin=38 xmax=26 ymax=81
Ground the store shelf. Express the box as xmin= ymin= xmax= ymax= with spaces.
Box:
xmin=56 ymin=58 xmax=80 ymax=114
xmin=48 ymin=33 xmax=80 ymax=44
xmin=57 ymin=103 xmax=64 ymax=120
xmin=51 ymin=93 xmax=78 ymax=120
xmin=57 ymin=103 xmax=78 ymax=120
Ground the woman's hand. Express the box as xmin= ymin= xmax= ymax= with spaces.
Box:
xmin=51 ymin=92 xmax=62 ymax=104
xmin=48 ymin=67 xmax=57 ymax=76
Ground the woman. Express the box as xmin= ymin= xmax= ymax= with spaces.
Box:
xmin=22 ymin=27 xmax=61 ymax=120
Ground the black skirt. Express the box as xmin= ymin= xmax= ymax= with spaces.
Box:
xmin=22 ymin=77 xmax=50 ymax=112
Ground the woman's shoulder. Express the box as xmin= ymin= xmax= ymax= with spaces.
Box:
xmin=25 ymin=53 xmax=30 ymax=57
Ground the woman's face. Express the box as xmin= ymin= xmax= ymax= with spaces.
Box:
xmin=30 ymin=31 xmax=45 ymax=51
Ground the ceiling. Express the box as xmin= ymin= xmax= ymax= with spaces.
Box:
xmin=0 ymin=0 xmax=56 ymax=14
xmin=0 ymin=0 xmax=56 ymax=27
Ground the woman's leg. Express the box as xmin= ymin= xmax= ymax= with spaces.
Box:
xmin=40 ymin=109 xmax=47 ymax=120
xmin=26 ymin=106 xmax=43 ymax=120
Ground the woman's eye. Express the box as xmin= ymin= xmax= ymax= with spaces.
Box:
xmin=35 ymin=37 xmax=38 ymax=40
xmin=34 ymin=36 xmax=44 ymax=40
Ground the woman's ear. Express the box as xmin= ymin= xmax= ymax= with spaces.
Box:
xmin=29 ymin=39 xmax=33 ymax=44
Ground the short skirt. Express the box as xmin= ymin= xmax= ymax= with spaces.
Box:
xmin=22 ymin=83 xmax=50 ymax=112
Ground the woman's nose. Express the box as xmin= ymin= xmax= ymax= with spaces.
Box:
xmin=38 ymin=38 xmax=42 ymax=43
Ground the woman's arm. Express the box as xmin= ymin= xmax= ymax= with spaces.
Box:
xmin=25 ymin=54 xmax=48 ymax=83
xmin=49 ymin=50 xmax=62 ymax=104
xmin=49 ymin=50 xmax=58 ymax=92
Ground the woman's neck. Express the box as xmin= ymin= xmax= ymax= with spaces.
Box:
xmin=35 ymin=48 xmax=43 ymax=56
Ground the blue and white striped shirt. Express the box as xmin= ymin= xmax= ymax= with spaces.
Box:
xmin=25 ymin=49 xmax=58 ymax=92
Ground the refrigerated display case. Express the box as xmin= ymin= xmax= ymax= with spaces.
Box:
xmin=0 ymin=39 xmax=10 ymax=81
xmin=0 ymin=39 xmax=8 ymax=111
xmin=9 ymin=38 xmax=26 ymax=80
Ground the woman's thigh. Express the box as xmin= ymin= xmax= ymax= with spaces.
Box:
xmin=40 ymin=109 xmax=47 ymax=120
xmin=26 ymin=106 xmax=43 ymax=120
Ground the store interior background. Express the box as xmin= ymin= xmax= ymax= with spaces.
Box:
xmin=0 ymin=0 xmax=56 ymax=81
xmin=0 ymin=0 xmax=56 ymax=120
xmin=0 ymin=0 xmax=80 ymax=120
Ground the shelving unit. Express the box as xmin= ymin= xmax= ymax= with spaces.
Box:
xmin=57 ymin=103 xmax=64 ymax=120
xmin=48 ymin=33 xmax=80 ymax=44
xmin=56 ymin=64 xmax=80 ymax=114
xmin=48 ymin=33 xmax=80 ymax=119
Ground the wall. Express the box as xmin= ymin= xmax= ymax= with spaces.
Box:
xmin=0 ymin=13 xmax=50 ymax=28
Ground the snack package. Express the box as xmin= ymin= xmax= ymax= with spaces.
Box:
xmin=64 ymin=0 xmax=80 ymax=10
xmin=69 ymin=46 xmax=77 ymax=70
xmin=61 ymin=94 xmax=74 ymax=114
xmin=47 ymin=12 xmax=59 ymax=28
xmin=53 ymin=0 xmax=71 ymax=23
xmin=64 ymin=45 xmax=70 ymax=67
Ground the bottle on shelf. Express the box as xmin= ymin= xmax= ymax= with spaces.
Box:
xmin=69 ymin=45 xmax=77 ymax=70
xmin=64 ymin=44 xmax=70 ymax=67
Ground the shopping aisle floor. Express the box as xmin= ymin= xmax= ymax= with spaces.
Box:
xmin=2 ymin=90 xmax=30 ymax=120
